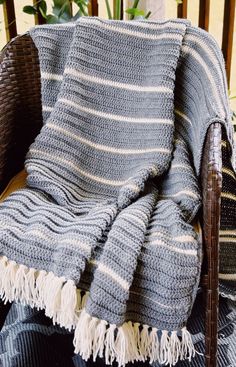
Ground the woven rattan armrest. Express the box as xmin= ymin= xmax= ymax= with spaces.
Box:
xmin=0 ymin=34 xmax=42 ymax=330
xmin=201 ymin=122 xmax=222 ymax=366
xmin=0 ymin=34 xmax=42 ymax=193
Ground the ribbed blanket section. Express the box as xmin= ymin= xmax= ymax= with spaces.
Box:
xmin=218 ymin=131 xmax=236 ymax=300
xmin=30 ymin=22 xmax=76 ymax=124
xmin=0 ymin=17 xmax=235 ymax=366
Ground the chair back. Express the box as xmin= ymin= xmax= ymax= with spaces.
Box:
xmin=0 ymin=34 xmax=42 ymax=192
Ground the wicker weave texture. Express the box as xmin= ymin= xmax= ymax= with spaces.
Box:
xmin=0 ymin=34 xmax=42 ymax=192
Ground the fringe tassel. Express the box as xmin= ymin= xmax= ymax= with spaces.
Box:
xmin=0 ymin=256 xmax=86 ymax=330
xmin=0 ymin=256 xmax=197 ymax=366
xmin=93 ymin=318 xmax=108 ymax=360
xmin=73 ymin=310 xmax=198 ymax=367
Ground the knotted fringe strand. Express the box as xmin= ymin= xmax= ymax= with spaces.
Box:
xmin=0 ymin=256 xmax=197 ymax=366
xmin=74 ymin=309 xmax=197 ymax=367
xmin=0 ymin=256 xmax=87 ymax=330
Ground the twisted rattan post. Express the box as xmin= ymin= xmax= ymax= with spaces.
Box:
xmin=201 ymin=123 xmax=222 ymax=367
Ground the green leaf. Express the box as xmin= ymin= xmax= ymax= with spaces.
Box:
xmin=0 ymin=0 xmax=5 ymax=5
xmin=125 ymin=8 xmax=144 ymax=17
xmin=72 ymin=10 xmax=82 ymax=20
xmin=145 ymin=10 xmax=151 ymax=19
xmin=74 ymin=0 xmax=88 ymax=6
xmin=53 ymin=0 xmax=68 ymax=8
xmin=58 ymin=2 xmax=68 ymax=17
xmin=46 ymin=14 xmax=59 ymax=23
xmin=53 ymin=0 xmax=67 ymax=15
xmin=128 ymin=0 xmax=140 ymax=19
xmin=52 ymin=0 xmax=71 ymax=20
xmin=113 ymin=0 xmax=121 ymax=20
xmin=105 ymin=0 xmax=112 ymax=19
xmin=39 ymin=0 xmax=47 ymax=18
xmin=23 ymin=5 xmax=37 ymax=15
xmin=74 ymin=0 xmax=88 ymax=16
xmin=176 ymin=0 xmax=183 ymax=4
xmin=132 ymin=0 xmax=140 ymax=9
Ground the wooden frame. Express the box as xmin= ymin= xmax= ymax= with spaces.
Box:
xmin=177 ymin=0 xmax=188 ymax=19
xmin=2 ymin=0 xmax=17 ymax=40
xmin=222 ymin=0 xmax=236 ymax=85
xmin=199 ymin=0 xmax=210 ymax=31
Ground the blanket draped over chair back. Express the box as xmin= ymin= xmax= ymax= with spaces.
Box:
xmin=0 ymin=17 xmax=235 ymax=366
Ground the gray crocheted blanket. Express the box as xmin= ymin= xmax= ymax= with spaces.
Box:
xmin=0 ymin=17 xmax=235 ymax=366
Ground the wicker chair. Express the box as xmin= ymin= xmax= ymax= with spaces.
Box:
xmin=0 ymin=34 xmax=222 ymax=367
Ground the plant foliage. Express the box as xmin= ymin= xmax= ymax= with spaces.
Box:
xmin=22 ymin=0 xmax=151 ymax=23
xmin=23 ymin=0 xmax=88 ymax=23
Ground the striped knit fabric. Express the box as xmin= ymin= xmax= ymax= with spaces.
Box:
xmin=219 ymin=130 xmax=236 ymax=299
xmin=174 ymin=28 xmax=236 ymax=301
xmin=0 ymin=18 xmax=235 ymax=366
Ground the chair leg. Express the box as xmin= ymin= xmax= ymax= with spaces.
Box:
xmin=0 ymin=300 xmax=12 ymax=331
xmin=205 ymin=286 xmax=219 ymax=367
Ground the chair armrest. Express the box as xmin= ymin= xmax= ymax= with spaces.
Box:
xmin=201 ymin=122 xmax=222 ymax=280
xmin=200 ymin=122 xmax=222 ymax=364
xmin=0 ymin=34 xmax=42 ymax=192
xmin=0 ymin=34 xmax=42 ymax=329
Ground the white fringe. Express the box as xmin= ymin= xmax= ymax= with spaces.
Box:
xmin=0 ymin=256 xmax=87 ymax=330
xmin=74 ymin=309 xmax=197 ymax=367
xmin=0 ymin=256 xmax=197 ymax=366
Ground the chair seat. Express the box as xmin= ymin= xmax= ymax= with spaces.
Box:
xmin=0 ymin=169 xmax=27 ymax=203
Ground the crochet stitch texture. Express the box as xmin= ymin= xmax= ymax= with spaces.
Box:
xmin=0 ymin=17 xmax=235 ymax=366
